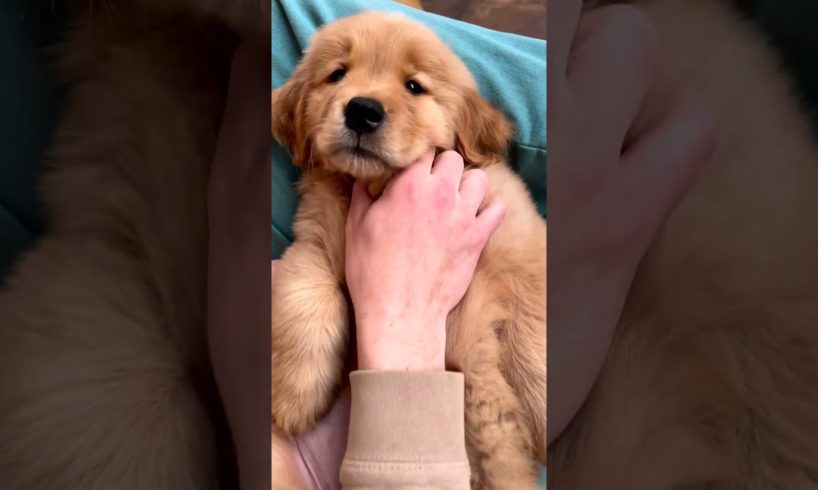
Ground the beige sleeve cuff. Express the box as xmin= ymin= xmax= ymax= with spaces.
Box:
xmin=340 ymin=371 xmax=471 ymax=490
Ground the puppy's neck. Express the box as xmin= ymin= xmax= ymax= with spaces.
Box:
xmin=302 ymin=167 xmax=392 ymax=202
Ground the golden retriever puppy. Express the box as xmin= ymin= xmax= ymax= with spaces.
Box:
xmin=271 ymin=12 xmax=546 ymax=489
xmin=0 ymin=1 xmax=264 ymax=488
xmin=549 ymin=1 xmax=818 ymax=488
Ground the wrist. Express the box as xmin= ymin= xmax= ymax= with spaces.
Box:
xmin=355 ymin=313 xmax=447 ymax=372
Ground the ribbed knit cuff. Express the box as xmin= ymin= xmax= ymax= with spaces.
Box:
xmin=340 ymin=371 xmax=470 ymax=489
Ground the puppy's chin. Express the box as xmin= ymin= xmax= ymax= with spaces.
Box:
xmin=320 ymin=148 xmax=397 ymax=180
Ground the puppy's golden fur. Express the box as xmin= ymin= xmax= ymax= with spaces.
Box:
xmin=0 ymin=1 xmax=266 ymax=488
xmin=271 ymin=12 xmax=546 ymax=489
xmin=550 ymin=1 xmax=818 ymax=488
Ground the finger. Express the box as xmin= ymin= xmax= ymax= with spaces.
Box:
xmin=410 ymin=149 xmax=436 ymax=175
xmin=568 ymin=5 xmax=659 ymax=147
xmin=383 ymin=150 xmax=435 ymax=196
xmin=549 ymin=0 xmax=582 ymax=87
xmin=271 ymin=260 xmax=280 ymax=280
xmin=348 ymin=179 xmax=374 ymax=225
xmin=474 ymin=197 xmax=508 ymax=247
xmin=621 ymin=91 xmax=717 ymax=229
xmin=432 ymin=150 xmax=466 ymax=190
xmin=459 ymin=169 xmax=489 ymax=215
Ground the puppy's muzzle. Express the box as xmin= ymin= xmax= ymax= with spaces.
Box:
xmin=344 ymin=97 xmax=385 ymax=134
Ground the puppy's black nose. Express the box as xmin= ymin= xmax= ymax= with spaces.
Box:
xmin=344 ymin=97 xmax=385 ymax=134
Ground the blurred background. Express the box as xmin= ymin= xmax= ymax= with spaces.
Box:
xmin=5 ymin=0 xmax=818 ymax=280
xmin=421 ymin=0 xmax=546 ymax=39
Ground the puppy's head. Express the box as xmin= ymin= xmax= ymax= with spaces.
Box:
xmin=271 ymin=11 xmax=511 ymax=179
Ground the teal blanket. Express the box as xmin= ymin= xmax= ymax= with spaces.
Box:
xmin=0 ymin=0 xmax=63 ymax=281
xmin=271 ymin=0 xmax=547 ymax=259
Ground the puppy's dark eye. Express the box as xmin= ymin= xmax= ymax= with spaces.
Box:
xmin=405 ymin=79 xmax=425 ymax=95
xmin=328 ymin=68 xmax=347 ymax=83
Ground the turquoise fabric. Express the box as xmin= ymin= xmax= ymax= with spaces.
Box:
xmin=271 ymin=0 xmax=547 ymax=260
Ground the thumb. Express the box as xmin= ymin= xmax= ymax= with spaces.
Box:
xmin=622 ymin=92 xmax=717 ymax=231
xmin=474 ymin=197 xmax=507 ymax=247
xmin=348 ymin=180 xmax=374 ymax=225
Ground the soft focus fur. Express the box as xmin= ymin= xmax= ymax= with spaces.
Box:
xmin=271 ymin=12 xmax=546 ymax=489
xmin=0 ymin=1 xmax=265 ymax=488
xmin=549 ymin=1 xmax=818 ymax=488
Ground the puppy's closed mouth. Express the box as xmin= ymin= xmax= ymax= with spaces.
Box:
xmin=346 ymin=145 xmax=379 ymax=159
xmin=336 ymin=143 xmax=390 ymax=166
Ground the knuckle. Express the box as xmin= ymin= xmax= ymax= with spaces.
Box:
xmin=439 ymin=150 xmax=465 ymax=167
xmin=466 ymin=168 xmax=488 ymax=185
xmin=468 ymin=172 xmax=489 ymax=196
xmin=590 ymin=5 xmax=659 ymax=68
xmin=617 ymin=7 xmax=659 ymax=64
xmin=395 ymin=175 xmax=417 ymax=198
xmin=597 ymin=5 xmax=657 ymax=42
xmin=433 ymin=183 xmax=454 ymax=208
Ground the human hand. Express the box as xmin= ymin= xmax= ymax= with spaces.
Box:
xmin=548 ymin=1 xmax=717 ymax=442
xmin=345 ymin=150 xmax=507 ymax=371
xmin=206 ymin=42 xmax=270 ymax=489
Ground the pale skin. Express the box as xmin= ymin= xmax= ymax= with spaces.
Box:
xmin=547 ymin=1 xmax=717 ymax=442
xmin=209 ymin=5 xmax=716 ymax=489
xmin=347 ymin=150 xmax=507 ymax=372
xmin=272 ymin=151 xmax=506 ymax=488
xmin=207 ymin=41 xmax=506 ymax=488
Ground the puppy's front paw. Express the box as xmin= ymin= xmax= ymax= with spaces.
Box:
xmin=270 ymin=377 xmax=337 ymax=434
xmin=271 ymin=299 xmax=347 ymax=434
xmin=270 ymin=251 xmax=349 ymax=434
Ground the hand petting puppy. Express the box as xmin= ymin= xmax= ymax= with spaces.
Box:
xmin=548 ymin=0 xmax=718 ymax=443
xmin=346 ymin=150 xmax=506 ymax=372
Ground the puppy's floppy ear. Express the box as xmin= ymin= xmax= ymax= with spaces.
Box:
xmin=271 ymin=70 xmax=312 ymax=166
xmin=455 ymin=88 xmax=512 ymax=167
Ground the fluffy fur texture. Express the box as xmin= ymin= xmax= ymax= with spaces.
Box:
xmin=0 ymin=1 xmax=265 ymax=488
xmin=270 ymin=12 xmax=546 ymax=489
xmin=549 ymin=1 xmax=818 ymax=488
